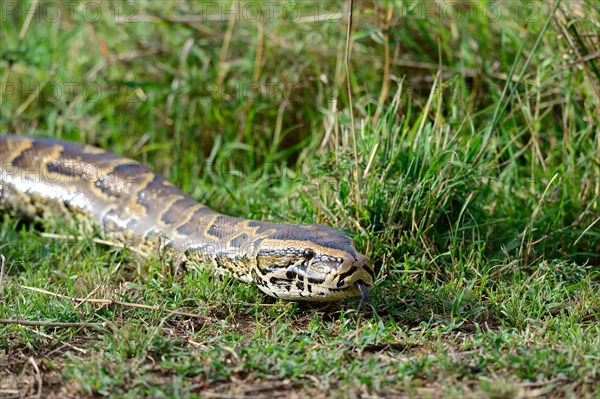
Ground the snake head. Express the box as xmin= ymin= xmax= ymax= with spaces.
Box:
xmin=253 ymin=223 xmax=374 ymax=301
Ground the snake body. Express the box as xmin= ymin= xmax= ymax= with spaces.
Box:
xmin=0 ymin=135 xmax=373 ymax=301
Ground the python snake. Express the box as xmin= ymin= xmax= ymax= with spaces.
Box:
xmin=0 ymin=135 xmax=373 ymax=301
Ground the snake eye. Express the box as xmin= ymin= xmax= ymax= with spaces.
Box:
xmin=303 ymin=249 xmax=314 ymax=259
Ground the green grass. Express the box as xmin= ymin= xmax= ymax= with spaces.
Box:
xmin=1 ymin=0 xmax=599 ymax=397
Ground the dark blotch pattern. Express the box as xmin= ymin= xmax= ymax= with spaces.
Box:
xmin=10 ymin=141 xmax=49 ymax=170
xmin=285 ymin=264 xmax=307 ymax=280
xmin=247 ymin=220 xmax=277 ymax=235
xmin=176 ymin=207 xmax=218 ymax=236
xmin=112 ymin=163 xmax=145 ymax=182
xmin=160 ymin=197 xmax=202 ymax=225
xmin=229 ymin=233 xmax=249 ymax=248
xmin=46 ymin=159 xmax=79 ymax=177
xmin=268 ymin=276 xmax=292 ymax=292
xmin=206 ymin=215 xmax=243 ymax=239
xmin=307 ymin=275 xmax=325 ymax=285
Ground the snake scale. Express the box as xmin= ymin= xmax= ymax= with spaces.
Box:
xmin=0 ymin=134 xmax=373 ymax=301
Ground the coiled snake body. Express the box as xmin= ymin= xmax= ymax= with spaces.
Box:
xmin=0 ymin=135 xmax=373 ymax=301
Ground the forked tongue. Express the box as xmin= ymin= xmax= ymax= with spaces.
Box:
xmin=356 ymin=280 xmax=369 ymax=312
